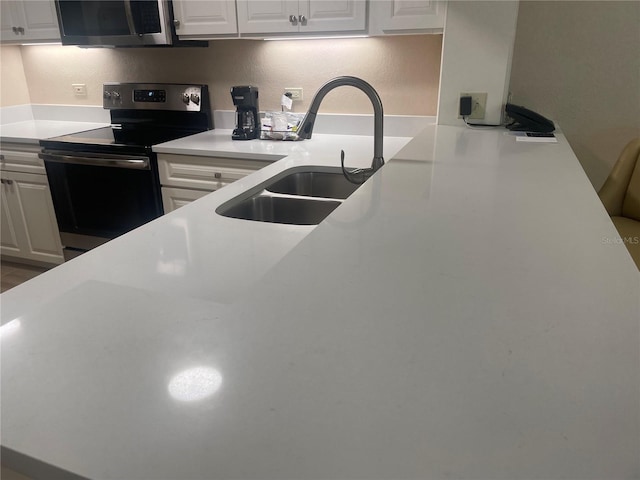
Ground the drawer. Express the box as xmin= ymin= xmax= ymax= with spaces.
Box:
xmin=0 ymin=144 xmax=46 ymax=174
xmin=158 ymin=154 xmax=266 ymax=191
xmin=161 ymin=186 xmax=216 ymax=214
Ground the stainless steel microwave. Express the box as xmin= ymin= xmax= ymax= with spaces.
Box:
xmin=55 ymin=0 xmax=176 ymax=47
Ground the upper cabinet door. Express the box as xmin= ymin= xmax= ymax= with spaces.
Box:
xmin=300 ymin=0 xmax=366 ymax=33
xmin=238 ymin=0 xmax=365 ymax=35
xmin=0 ymin=1 xmax=18 ymax=42
xmin=1 ymin=0 xmax=60 ymax=43
xmin=370 ymin=0 xmax=445 ymax=34
xmin=173 ymin=0 xmax=238 ymax=37
xmin=237 ymin=0 xmax=299 ymax=35
xmin=19 ymin=0 xmax=60 ymax=41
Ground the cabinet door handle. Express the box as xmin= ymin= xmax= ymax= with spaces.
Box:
xmin=289 ymin=15 xmax=298 ymax=25
xmin=173 ymin=19 xmax=180 ymax=28
xmin=6 ymin=179 xmax=13 ymax=185
xmin=214 ymin=172 xmax=222 ymax=179
xmin=0 ymin=154 xmax=5 ymax=161
xmin=298 ymin=15 xmax=306 ymax=25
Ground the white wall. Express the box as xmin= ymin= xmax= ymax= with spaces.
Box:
xmin=0 ymin=46 xmax=31 ymax=108
xmin=509 ymin=1 xmax=640 ymax=189
xmin=437 ymin=1 xmax=519 ymax=126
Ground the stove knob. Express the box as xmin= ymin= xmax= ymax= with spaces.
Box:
xmin=182 ymin=93 xmax=190 ymax=104
xmin=103 ymin=91 xmax=112 ymax=100
xmin=112 ymin=91 xmax=121 ymax=101
xmin=190 ymin=93 xmax=200 ymax=105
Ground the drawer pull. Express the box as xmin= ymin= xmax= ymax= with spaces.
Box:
xmin=214 ymin=172 xmax=222 ymax=179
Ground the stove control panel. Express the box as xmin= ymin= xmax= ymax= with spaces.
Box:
xmin=133 ymin=89 xmax=167 ymax=103
xmin=103 ymin=83 xmax=208 ymax=112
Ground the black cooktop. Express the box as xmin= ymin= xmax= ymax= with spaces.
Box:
xmin=40 ymin=85 xmax=212 ymax=155
xmin=40 ymin=122 xmax=207 ymax=156
xmin=43 ymin=124 xmax=200 ymax=147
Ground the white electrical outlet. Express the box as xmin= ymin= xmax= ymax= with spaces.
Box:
xmin=459 ymin=92 xmax=487 ymax=120
xmin=284 ymin=88 xmax=303 ymax=101
xmin=72 ymin=84 xmax=87 ymax=97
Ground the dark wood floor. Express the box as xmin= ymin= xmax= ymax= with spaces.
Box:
xmin=1 ymin=465 xmax=32 ymax=480
xmin=0 ymin=259 xmax=51 ymax=293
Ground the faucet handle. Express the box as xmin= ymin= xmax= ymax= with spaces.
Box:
xmin=340 ymin=150 xmax=374 ymax=185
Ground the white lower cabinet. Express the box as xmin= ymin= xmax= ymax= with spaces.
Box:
xmin=158 ymin=153 xmax=265 ymax=214
xmin=1 ymin=181 xmax=21 ymax=255
xmin=0 ymin=148 xmax=64 ymax=265
xmin=161 ymin=186 xmax=211 ymax=213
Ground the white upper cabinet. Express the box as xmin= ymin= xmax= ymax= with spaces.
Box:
xmin=369 ymin=0 xmax=445 ymax=34
xmin=0 ymin=0 xmax=60 ymax=43
xmin=305 ymin=0 xmax=367 ymax=32
xmin=173 ymin=0 xmax=238 ymax=38
xmin=170 ymin=0 xmax=444 ymax=39
xmin=237 ymin=0 xmax=298 ymax=34
xmin=237 ymin=0 xmax=366 ymax=36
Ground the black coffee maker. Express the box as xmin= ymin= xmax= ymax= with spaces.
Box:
xmin=231 ymin=85 xmax=260 ymax=140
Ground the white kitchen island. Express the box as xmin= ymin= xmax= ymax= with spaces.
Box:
xmin=1 ymin=125 xmax=638 ymax=479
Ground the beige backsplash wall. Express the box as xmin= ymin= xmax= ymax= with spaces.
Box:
xmin=16 ymin=35 xmax=441 ymax=115
xmin=0 ymin=46 xmax=31 ymax=107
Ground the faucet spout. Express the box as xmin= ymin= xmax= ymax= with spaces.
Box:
xmin=298 ymin=76 xmax=384 ymax=183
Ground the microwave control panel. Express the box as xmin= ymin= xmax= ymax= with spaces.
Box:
xmin=103 ymin=83 xmax=206 ymax=112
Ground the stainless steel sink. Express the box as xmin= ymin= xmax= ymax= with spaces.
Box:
xmin=216 ymin=166 xmax=365 ymax=225
xmin=218 ymin=195 xmax=341 ymax=225
xmin=265 ymin=170 xmax=360 ymax=200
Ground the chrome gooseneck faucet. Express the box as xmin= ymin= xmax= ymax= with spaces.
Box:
xmin=297 ymin=76 xmax=384 ymax=184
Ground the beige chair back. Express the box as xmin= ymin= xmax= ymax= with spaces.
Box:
xmin=599 ymin=138 xmax=640 ymax=220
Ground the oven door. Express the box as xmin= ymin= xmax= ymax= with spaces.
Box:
xmin=55 ymin=0 xmax=173 ymax=47
xmin=40 ymin=150 xmax=163 ymax=255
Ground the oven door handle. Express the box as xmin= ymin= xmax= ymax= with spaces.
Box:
xmin=39 ymin=151 xmax=151 ymax=170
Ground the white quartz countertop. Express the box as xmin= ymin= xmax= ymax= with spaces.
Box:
xmin=153 ymin=127 xmax=397 ymax=163
xmin=1 ymin=126 xmax=638 ymax=479
xmin=0 ymin=120 xmax=109 ymax=144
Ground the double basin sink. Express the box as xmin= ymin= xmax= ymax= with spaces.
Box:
xmin=216 ymin=166 xmax=362 ymax=225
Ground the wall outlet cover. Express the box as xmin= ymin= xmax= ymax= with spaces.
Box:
xmin=72 ymin=84 xmax=87 ymax=97
xmin=284 ymin=88 xmax=303 ymax=101
xmin=459 ymin=92 xmax=487 ymax=120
